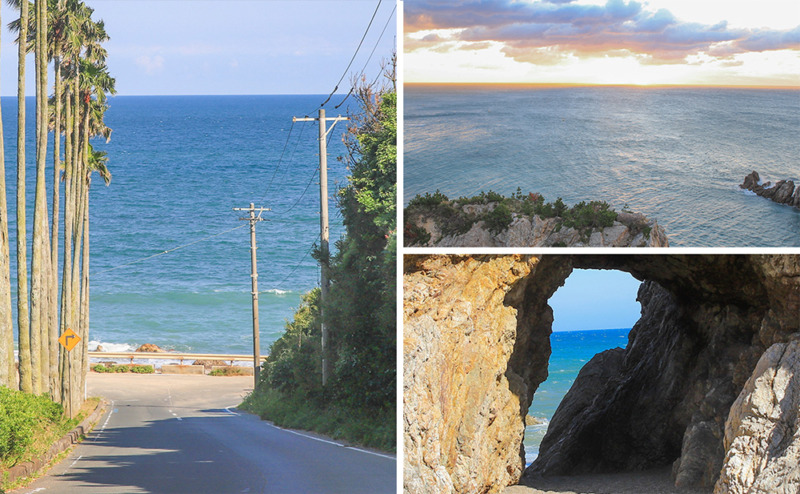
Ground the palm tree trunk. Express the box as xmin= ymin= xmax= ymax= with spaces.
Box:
xmin=17 ymin=0 xmax=33 ymax=394
xmin=32 ymin=0 xmax=51 ymax=396
xmin=60 ymin=78 xmax=74 ymax=411
xmin=79 ymin=184 xmax=89 ymax=402
xmin=0 ymin=6 xmax=14 ymax=388
xmin=50 ymin=49 xmax=63 ymax=403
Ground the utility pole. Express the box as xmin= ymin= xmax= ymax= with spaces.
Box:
xmin=293 ymin=109 xmax=348 ymax=386
xmin=234 ymin=203 xmax=269 ymax=388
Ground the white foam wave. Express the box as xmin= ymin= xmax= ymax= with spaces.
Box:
xmin=264 ymin=289 xmax=290 ymax=295
xmin=88 ymin=340 xmax=137 ymax=352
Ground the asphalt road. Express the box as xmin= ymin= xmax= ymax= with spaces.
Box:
xmin=16 ymin=373 xmax=396 ymax=494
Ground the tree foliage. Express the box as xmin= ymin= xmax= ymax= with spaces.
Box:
xmin=245 ymin=64 xmax=396 ymax=448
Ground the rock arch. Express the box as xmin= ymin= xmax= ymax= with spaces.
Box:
xmin=403 ymin=255 xmax=800 ymax=493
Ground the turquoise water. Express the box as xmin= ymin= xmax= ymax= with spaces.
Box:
xmin=405 ymin=86 xmax=800 ymax=247
xmin=524 ymin=328 xmax=630 ymax=464
xmin=4 ymin=95 xmax=353 ymax=355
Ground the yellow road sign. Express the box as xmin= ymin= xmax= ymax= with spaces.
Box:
xmin=58 ymin=328 xmax=81 ymax=352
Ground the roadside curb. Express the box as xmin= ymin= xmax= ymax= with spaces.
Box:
xmin=3 ymin=399 xmax=108 ymax=488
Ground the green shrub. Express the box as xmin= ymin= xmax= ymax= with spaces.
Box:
xmin=484 ymin=190 xmax=504 ymax=203
xmin=484 ymin=203 xmax=513 ymax=234
xmin=562 ymin=200 xmax=618 ymax=230
xmin=642 ymin=226 xmax=652 ymax=239
xmin=129 ymin=365 xmax=154 ymax=374
xmin=210 ymin=367 xmax=248 ymax=377
xmin=407 ymin=190 xmax=448 ymax=207
xmin=520 ymin=198 xmax=534 ymax=216
xmin=92 ymin=363 xmax=153 ymax=374
xmin=0 ymin=386 xmax=63 ymax=467
xmin=404 ymin=222 xmax=431 ymax=246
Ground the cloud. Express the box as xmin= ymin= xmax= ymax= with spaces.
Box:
xmin=135 ymin=55 xmax=164 ymax=74
xmin=404 ymin=0 xmax=800 ymax=65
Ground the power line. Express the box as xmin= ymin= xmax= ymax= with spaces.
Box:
xmin=335 ymin=4 xmax=396 ymax=110
xmin=271 ymin=167 xmax=319 ymax=215
xmin=271 ymin=121 xmax=309 ymax=199
xmin=92 ymin=224 xmax=248 ymax=276
xmin=259 ymin=119 xmax=296 ymax=202
xmin=318 ymin=0 xmax=382 ymax=109
xmin=272 ymin=119 xmax=341 ymax=216
xmin=268 ymin=233 xmax=321 ymax=289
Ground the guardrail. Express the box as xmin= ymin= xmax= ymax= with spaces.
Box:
xmin=88 ymin=352 xmax=269 ymax=366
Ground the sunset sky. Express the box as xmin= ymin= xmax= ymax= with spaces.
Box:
xmin=404 ymin=0 xmax=800 ymax=86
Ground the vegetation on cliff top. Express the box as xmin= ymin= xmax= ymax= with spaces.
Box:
xmin=241 ymin=65 xmax=396 ymax=452
xmin=405 ymin=188 xmax=619 ymax=245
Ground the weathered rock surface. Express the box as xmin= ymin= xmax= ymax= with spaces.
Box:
xmin=714 ymin=336 xmax=800 ymax=494
xmin=404 ymin=255 xmax=800 ymax=494
xmin=405 ymin=202 xmax=668 ymax=247
xmin=404 ymin=255 xmax=557 ymax=494
xmin=740 ymin=171 xmax=800 ymax=209
xmin=136 ymin=343 xmax=166 ymax=352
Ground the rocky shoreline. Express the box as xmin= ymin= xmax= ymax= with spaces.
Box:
xmin=740 ymin=171 xmax=800 ymax=209
xmin=404 ymin=192 xmax=668 ymax=247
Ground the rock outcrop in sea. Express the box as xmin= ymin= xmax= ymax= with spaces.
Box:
xmin=740 ymin=171 xmax=800 ymax=209
xmin=404 ymin=194 xmax=668 ymax=247
xmin=403 ymin=255 xmax=800 ymax=494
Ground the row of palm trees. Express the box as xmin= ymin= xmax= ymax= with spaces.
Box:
xmin=0 ymin=0 xmax=114 ymax=417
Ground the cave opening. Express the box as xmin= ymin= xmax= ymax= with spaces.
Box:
xmin=523 ymin=268 xmax=641 ymax=466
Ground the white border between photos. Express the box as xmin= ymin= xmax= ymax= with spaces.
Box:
xmin=396 ymin=2 xmax=405 ymax=493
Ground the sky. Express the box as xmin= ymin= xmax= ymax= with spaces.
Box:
xmin=0 ymin=0 xmax=397 ymax=96
xmin=549 ymin=269 xmax=641 ymax=332
xmin=404 ymin=0 xmax=800 ymax=86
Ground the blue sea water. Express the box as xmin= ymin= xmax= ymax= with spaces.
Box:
xmin=4 ymin=95 xmax=354 ymax=355
xmin=524 ymin=328 xmax=630 ymax=465
xmin=404 ymin=85 xmax=800 ymax=247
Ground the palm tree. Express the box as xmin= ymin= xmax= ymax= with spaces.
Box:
xmin=0 ymin=5 xmax=15 ymax=389
xmin=31 ymin=0 xmax=52 ymax=397
xmin=14 ymin=0 xmax=33 ymax=394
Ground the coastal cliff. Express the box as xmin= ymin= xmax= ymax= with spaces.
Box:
xmin=403 ymin=255 xmax=800 ymax=493
xmin=740 ymin=171 xmax=800 ymax=209
xmin=404 ymin=193 xmax=668 ymax=247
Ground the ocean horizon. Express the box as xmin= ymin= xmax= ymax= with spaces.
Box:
xmin=4 ymin=94 xmax=355 ymax=356
xmin=405 ymin=85 xmax=800 ymax=247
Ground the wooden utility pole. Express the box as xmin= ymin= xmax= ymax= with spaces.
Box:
xmin=292 ymin=109 xmax=348 ymax=386
xmin=234 ymin=203 xmax=269 ymax=387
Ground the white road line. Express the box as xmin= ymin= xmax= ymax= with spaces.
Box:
xmin=224 ymin=406 xmax=240 ymax=416
xmin=262 ymin=421 xmax=395 ymax=460
xmin=60 ymin=455 xmax=83 ymax=476
xmin=57 ymin=398 xmax=116 ymax=480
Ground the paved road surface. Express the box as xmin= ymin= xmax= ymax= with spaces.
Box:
xmin=16 ymin=373 xmax=396 ymax=494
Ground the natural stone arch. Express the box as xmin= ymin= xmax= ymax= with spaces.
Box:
xmin=403 ymin=255 xmax=800 ymax=494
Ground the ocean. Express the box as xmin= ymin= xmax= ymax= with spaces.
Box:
xmin=524 ymin=328 xmax=630 ymax=465
xmin=404 ymin=85 xmax=800 ymax=247
xmin=4 ymin=94 xmax=352 ymax=356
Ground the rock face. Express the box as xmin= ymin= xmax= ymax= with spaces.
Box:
xmin=136 ymin=343 xmax=166 ymax=353
xmin=740 ymin=171 xmax=800 ymax=209
xmin=403 ymin=255 xmax=549 ymax=494
xmin=714 ymin=337 xmax=800 ymax=494
xmin=403 ymin=255 xmax=800 ymax=493
xmin=405 ymin=202 xmax=668 ymax=247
